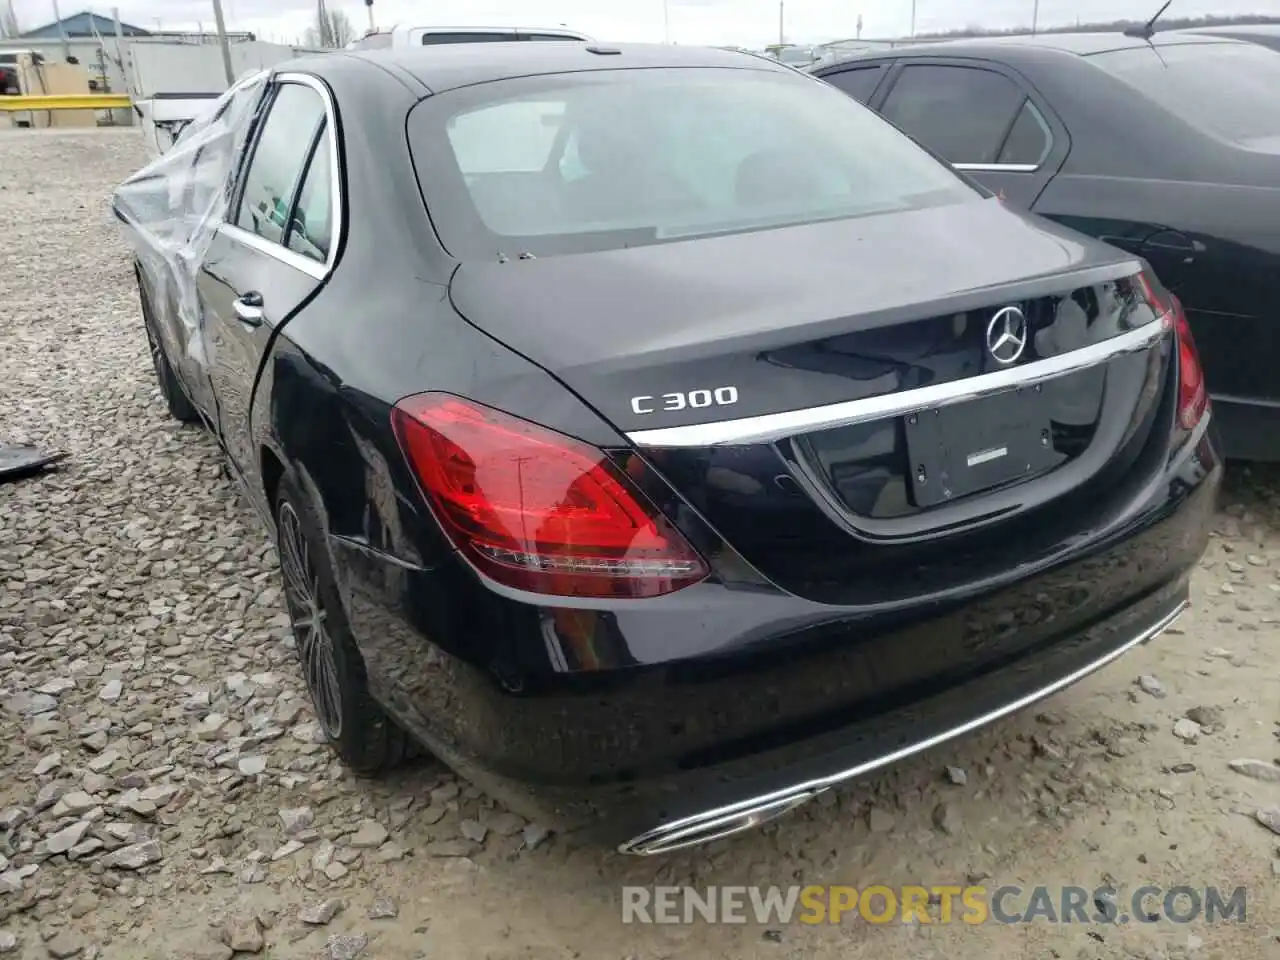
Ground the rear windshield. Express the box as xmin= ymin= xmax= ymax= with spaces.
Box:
xmin=1090 ymin=42 xmax=1280 ymax=148
xmin=407 ymin=67 xmax=978 ymax=259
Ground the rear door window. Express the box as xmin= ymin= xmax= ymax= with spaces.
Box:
xmin=522 ymin=33 xmax=585 ymax=41
xmin=996 ymin=100 xmax=1053 ymax=165
xmin=285 ymin=123 xmax=334 ymax=263
xmin=880 ymin=64 xmax=1028 ymax=164
xmin=235 ymin=83 xmax=325 ymax=245
xmin=823 ymin=65 xmax=886 ymax=103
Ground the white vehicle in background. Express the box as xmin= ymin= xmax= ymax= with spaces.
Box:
xmin=346 ymin=24 xmax=592 ymax=50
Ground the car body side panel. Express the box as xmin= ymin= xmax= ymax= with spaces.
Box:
xmin=242 ymin=57 xmax=633 ymax=613
xmin=1034 ymin=177 xmax=1280 ymax=398
xmin=200 ymin=230 xmax=323 ymax=485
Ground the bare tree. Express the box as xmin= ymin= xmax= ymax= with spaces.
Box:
xmin=0 ymin=0 xmax=21 ymax=40
xmin=303 ymin=1 xmax=355 ymax=48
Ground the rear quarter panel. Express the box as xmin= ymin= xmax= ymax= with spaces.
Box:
xmin=1034 ymin=175 xmax=1280 ymax=402
xmin=249 ymin=56 xmax=627 ymax=579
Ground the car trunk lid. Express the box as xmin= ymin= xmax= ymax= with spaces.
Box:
xmin=448 ymin=198 xmax=1176 ymax=603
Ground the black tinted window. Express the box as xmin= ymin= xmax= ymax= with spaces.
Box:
xmin=881 ymin=65 xmax=1026 ymax=164
xmin=1091 ymin=42 xmax=1280 ymax=146
xmin=824 ymin=66 xmax=884 ymax=103
xmin=285 ymin=124 xmax=334 ymax=263
xmin=236 ymin=83 xmax=325 ymax=245
xmin=422 ymin=31 xmax=514 ymax=44
xmin=523 ymin=33 xmax=584 ymax=41
xmin=997 ymin=99 xmax=1052 ymax=165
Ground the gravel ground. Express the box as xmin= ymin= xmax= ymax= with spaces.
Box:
xmin=1 ymin=128 xmax=1279 ymax=960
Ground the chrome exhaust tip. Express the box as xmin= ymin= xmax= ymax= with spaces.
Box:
xmin=618 ymin=790 xmax=821 ymax=856
xmin=616 ymin=600 xmax=1189 ymax=857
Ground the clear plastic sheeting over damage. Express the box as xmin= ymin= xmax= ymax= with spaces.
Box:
xmin=111 ymin=70 xmax=270 ymax=367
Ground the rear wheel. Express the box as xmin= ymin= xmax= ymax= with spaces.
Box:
xmin=137 ymin=274 xmax=200 ymax=424
xmin=275 ymin=476 xmax=413 ymax=775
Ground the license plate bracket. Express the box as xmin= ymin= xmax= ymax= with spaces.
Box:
xmin=905 ymin=388 xmax=1057 ymax=508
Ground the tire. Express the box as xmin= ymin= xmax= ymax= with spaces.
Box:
xmin=137 ymin=274 xmax=201 ymax=424
xmin=274 ymin=475 xmax=413 ymax=775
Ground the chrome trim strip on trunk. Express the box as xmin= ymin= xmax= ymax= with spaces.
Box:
xmin=627 ymin=313 xmax=1169 ymax=448
xmin=954 ymin=162 xmax=1040 ymax=173
xmin=618 ymin=599 xmax=1188 ymax=855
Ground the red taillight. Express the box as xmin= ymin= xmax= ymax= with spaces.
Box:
xmin=1134 ymin=270 xmax=1207 ymax=432
xmin=1171 ymin=294 xmax=1208 ymax=430
xmin=391 ymin=394 xmax=709 ymax=599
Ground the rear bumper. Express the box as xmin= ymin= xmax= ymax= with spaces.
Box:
xmin=1209 ymin=393 xmax=1280 ymax=462
xmin=621 ymin=591 xmax=1188 ymax=854
xmin=339 ymin=429 xmax=1219 ymax=846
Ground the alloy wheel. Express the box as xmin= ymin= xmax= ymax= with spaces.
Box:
xmin=277 ymin=501 xmax=343 ymax=738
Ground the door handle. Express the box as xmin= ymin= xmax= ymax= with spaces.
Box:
xmin=233 ymin=291 xmax=265 ymax=327
xmin=1141 ymin=230 xmax=1200 ymax=265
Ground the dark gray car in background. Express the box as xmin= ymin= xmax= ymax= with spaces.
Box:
xmin=811 ymin=32 xmax=1280 ymax=461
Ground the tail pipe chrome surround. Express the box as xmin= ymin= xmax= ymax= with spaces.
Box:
xmin=619 ymin=600 xmax=1188 ymax=856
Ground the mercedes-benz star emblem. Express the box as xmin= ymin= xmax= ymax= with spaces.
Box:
xmin=985 ymin=306 xmax=1029 ymax=365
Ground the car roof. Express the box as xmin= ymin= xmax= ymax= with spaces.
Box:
xmin=813 ymin=30 xmax=1251 ymax=69
xmin=1179 ymin=23 xmax=1280 ymax=37
xmin=338 ymin=41 xmax=785 ymax=93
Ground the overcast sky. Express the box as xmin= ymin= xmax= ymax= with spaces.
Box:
xmin=13 ymin=0 xmax=1277 ymax=47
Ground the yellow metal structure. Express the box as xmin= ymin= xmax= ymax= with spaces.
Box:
xmin=0 ymin=94 xmax=132 ymax=112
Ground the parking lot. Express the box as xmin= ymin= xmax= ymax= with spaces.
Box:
xmin=1 ymin=127 xmax=1278 ymax=960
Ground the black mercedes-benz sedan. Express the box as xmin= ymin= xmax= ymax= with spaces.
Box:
xmin=812 ymin=31 xmax=1280 ymax=462
xmin=113 ymin=42 xmax=1219 ymax=855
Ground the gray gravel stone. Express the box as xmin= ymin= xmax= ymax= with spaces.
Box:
xmin=7 ymin=693 xmax=57 ymax=717
xmin=867 ymin=807 xmax=895 ymax=833
xmin=346 ymin=820 xmax=388 ymax=849
xmin=43 ymin=930 xmax=84 ymax=958
xmin=1257 ymin=807 xmax=1280 ymax=836
xmin=1228 ymin=759 xmax=1280 ymax=782
xmin=279 ymin=807 xmax=314 ymax=835
xmin=326 ymin=934 xmax=369 ymax=960
xmin=522 ymin=824 xmax=551 ymax=850
xmin=101 ymin=840 xmax=161 ymax=870
xmin=299 ymin=898 xmax=344 ymax=925
xmin=51 ymin=792 xmax=95 ymax=818
xmin=44 ymin=821 xmax=90 ymax=856
xmin=226 ymin=916 xmax=264 ymax=954
xmin=424 ymin=839 xmax=478 ymax=858
xmin=1173 ymin=719 xmax=1202 ymax=743
xmin=933 ymin=802 xmax=962 ymax=835
xmin=1136 ymin=675 xmax=1166 ymax=698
